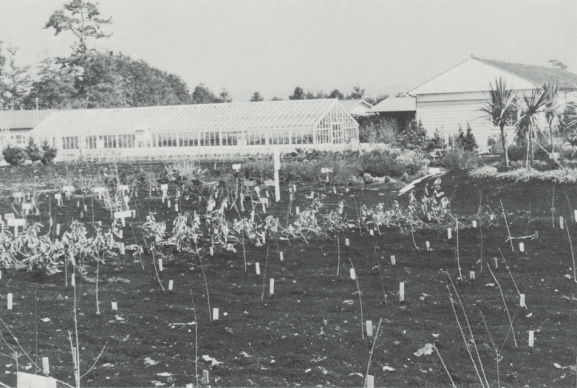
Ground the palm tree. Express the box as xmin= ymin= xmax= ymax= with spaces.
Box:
xmin=480 ymin=78 xmax=517 ymax=167
xmin=516 ymin=83 xmax=558 ymax=167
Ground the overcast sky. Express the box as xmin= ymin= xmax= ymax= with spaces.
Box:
xmin=1 ymin=0 xmax=576 ymax=101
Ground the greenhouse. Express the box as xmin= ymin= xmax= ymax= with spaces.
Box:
xmin=28 ymin=99 xmax=359 ymax=160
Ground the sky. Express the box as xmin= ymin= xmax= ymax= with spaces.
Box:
xmin=1 ymin=0 xmax=576 ymax=102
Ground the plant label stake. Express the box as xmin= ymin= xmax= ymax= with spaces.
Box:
xmin=84 ymin=204 xmax=88 ymax=211
xmin=71 ymin=273 xmax=75 ymax=287
xmin=119 ymin=185 xmax=129 ymax=194
xmin=120 ymin=242 xmax=125 ymax=255
xmin=42 ymin=357 xmax=50 ymax=374
xmin=490 ymin=214 xmax=494 ymax=221
xmin=168 ymin=280 xmax=173 ymax=291
xmin=161 ymin=184 xmax=168 ymax=199
xmin=528 ymin=330 xmax=534 ymax=347
xmin=519 ymin=242 xmax=525 ymax=252
xmin=390 ymin=255 xmax=396 ymax=265
xmin=175 ymin=203 xmax=179 ymax=212
xmin=209 ymin=247 xmax=214 ymax=256
xmin=366 ymin=320 xmax=373 ymax=337
xmin=123 ymin=195 xmax=129 ymax=205
xmin=293 ymin=184 xmax=297 ymax=192
xmin=0 ymin=270 xmax=2 ymax=279
xmin=186 ymin=384 xmax=193 ymax=388
xmin=520 ymin=294 xmax=526 ymax=308
xmin=212 ymin=308 xmax=219 ymax=321
xmin=472 ymin=220 xmax=477 ymax=228
xmin=8 ymin=218 xmax=25 ymax=237
xmin=77 ymin=201 xmax=80 ymax=208
xmin=56 ymin=224 xmax=60 ymax=236
xmin=118 ymin=230 xmax=123 ymax=239
xmin=251 ymin=211 xmax=255 ymax=223
xmin=399 ymin=282 xmax=405 ymax=304
xmin=425 ymin=241 xmax=431 ymax=251
xmin=13 ymin=192 xmax=24 ymax=202
xmin=493 ymin=257 xmax=498 ymax=268
xmin=338 ymin=202 xmax=343 ymax=215
xmin=370 ymin=229 xmax=374 ymax=236
xmin=111 ymin=302 xmax=117 ymax=311
xmin=265 ymin=190 xmax=269 ymax=198
xmin=49 ymin=218 xmax=53 ymax=227
xmin=366 ymin=375 xmax=374 ymax=388
xmin=7 ymin=293 xmax=13 ymax=310
xmin=345 ymin=238 xmax=349 ymax=247
xmin=269 ymin=278 xmax=274 ymax=296
xmin=295 ymin=206 xmax=300 ymax=215
xmin=447 ymin=228 xmax=452 ymax=239
xmin=535 ymin=231 xmax=539 ymax=239
xmin=333 ymin=186 xmax=337 ymax=194
xmin=255 ymin=262 xmax=260 ymax=275
xmin=279 ymin=252 xmax=283 ymax=262
xmin=202 ymin=370 xmax=210 ymax=384
xmin=168 ymin=199 xmax=171 ymax=208
xmin=22 ymin=203 xmax=32 ymax=215
xmin=92 ymin=187 xmax=105 ymax=199
xmin=350 ymin=268 xmax=356 ymax=280
xmin=232 ymin=163 xmax=241 ymax=171
xmin=114 ymin=210 xmax=132 ymax=227
xmin=470 ymin=271 xmax=475 ymax=280
xmin=80 ymin=211 xmax=83 ymax=219
xmin=63 ymin=186 xmax=74 ymax=201
xmin=54 ymin=193 xmax=62 ymax=206
xmin=158 ymin=259 xmax=163 ymax=271
xmin=560 ymin=216 xmax=564 ymax=229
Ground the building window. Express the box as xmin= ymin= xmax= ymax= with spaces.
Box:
xmin=200 ymin=131 xmax=220 ymax=146
xmin=86 ymin=136 xmax=98 ymax=149
xmin=315 ymin=128 xmax=330 ymax=144
xmin=118 ymin=134 xmax=135 ymax=148
xmin=247 ymin=131 xmax=266 ymax=145
xmin=62 ymin=136 xmax=79 ymax=150
xmin=292 ymin=129 xmax=313 ymax=144
xmin=221 ymin=131 xmax=240 ymax=146
xmin=157 ymin=133 xmax=177 ymax=147
xmin=179 ymin=132 xmax=198 ymax=147
xmin=269 ymin=130 xmax=290 ymax=145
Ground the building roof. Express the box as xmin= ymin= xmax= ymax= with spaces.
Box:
xmin=368 ymin=97 xmax=416 ymax=113
xmin=0 ymin=110 xmax=54 ymax=131
xmin=337 ymin=99 xmax=373 ymax=117
xmin=409 ymin=57 xmax=577 ymax=96
xmin=30 ymin=99 xmax=352 ymax=138
xmin=475 ymin=57 xmax=577 ymax=90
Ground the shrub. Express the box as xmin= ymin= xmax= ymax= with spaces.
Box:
xmin=470 ymin=165 xmax=577 ymax=183
xmin=358 ymin=117 xmax=399 ymax=144
xmin=455 ymin=123 xmax=478 ymax=151
xmin=398 ymin=119 xmax=428 ymax=150
xmin=2 ymin=145 xmax=28 ymax=166
xmin=427 ymin=128 xmax=446 ymax=151
xmin=40 ymin=140 xmax=58 ymax=165
xmin=26 ymin=137 xmax=42 ymax=162
xmin=438 ymin=148 xmax=482 ymax=171
xmin=361 ymin=147 xmax=426 ymax=177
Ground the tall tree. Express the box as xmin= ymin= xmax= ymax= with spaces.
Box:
xmin=191 ymin=83 xmax=219 ymax=104
xmin=347 ymin=85 xmax=365 ymax=100
xmin=328 ymin=89 xmax=344 ymax=99
xmin=45 ymin=0 xmax=112 ymax=55
xmin=25 ymin=58 xmax=76 ymax=109
xmin=218 ymin=89 xmax=232 ymax=103
xmin=250 ymin=92 xmax=264 ymax=102
xmin=288 ymin=86 xmax=305 ymax=100
xmin=548 ymin=60 xmax=568 ymax=70
xmin=1 ymin=46 xmax=31 ymax=110
xmin=480 ymin=78 xmax=517 ymax=167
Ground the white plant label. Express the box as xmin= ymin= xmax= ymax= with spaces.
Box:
xmin=399 ymin=282 xmax=405 ymax=303
xmin=269 ymin=278 xmax=274 ymax=295
xmin=447 ymin=228 xmax=452 ymax=239
xmin=279 ymin=252 xmax=284 ymax=262
xmin=42 ymin=357 xmax=50 ymax=374
xmin=366 ymin=320 xmax=373 ymax=337
xmin=472 ymin=220 xmax=477 ymax=228
xmin=7 ymin=293 xmax=13 ymax=310
xmin=560 ymin=216 xmax=564 ymax=229
xmin=4 ymin=213 xmax=14 ymax=220
xmin=212 ymin=308 xmax=219 ymax=321
xmin=168 ymin=280 xmax=174 ymax=291
xmin=519 ymin=242 xmax=525 ymax=252
xmin=528 ymin=330 xmax=534 ymax=347
xmin=255 ymin=262 xmax=260 ymax=275
xmin=390 ymin=255 xmax=396 ymax=265
xmin=520 ymin=293 xmax=526 ymax=308
xmin=470 ymin=271 xmax=475 ymax=280
xmin=345 ymin=238 xmax=349 ymax=247
xmin=111 ymin=302 xmax=118 ymax=311
xmin=158 ymin=259 xmax=163 ymax=271
xmin=350 ymin=268 xmax=356 ymax=280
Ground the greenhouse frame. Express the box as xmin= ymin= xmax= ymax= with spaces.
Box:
xmin=28 ymin=99 xmax=359 ymax=160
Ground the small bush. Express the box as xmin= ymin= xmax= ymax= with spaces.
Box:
xmin=438 ymin=148 xmax=482 ymax=171
xmin=398 ymin=120 xmax=428 ymax=150
xmin=361 ymin=147 xmax=426 ymax=177
xmin=455 ymin=124 xmax=478 ymax=151
xmin=40 ymin=140 xmax=58 ymax=165
xmin=26 ymin=137 xmax=42 ymax=162
xmin=2 ymin=145 xmax=28 ymax=166
xmin=470 ymin=165 xmax=577 ymax=183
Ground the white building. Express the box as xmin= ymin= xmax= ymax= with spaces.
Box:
xmin=28 ymin=99 xmax=359 ymax=161
xmin=408 ymin=56 xmax=577 ymax=150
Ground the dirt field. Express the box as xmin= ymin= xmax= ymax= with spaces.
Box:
xmin=0 ymin=163 xmax=576 ymax=387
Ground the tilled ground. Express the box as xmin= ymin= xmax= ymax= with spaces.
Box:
xmin=0 ymin=165 xmax=576 ymax=387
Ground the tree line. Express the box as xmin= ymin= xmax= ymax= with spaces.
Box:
xmin=0 ymin=0 xmax=389 ymax=111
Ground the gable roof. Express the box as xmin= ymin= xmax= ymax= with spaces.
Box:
xmin=30 ymin=99 xmax=354 ymax=138
xmin=0 ymin=110 xmax=54 ymax=131
xmin=338 ymin=99 xmax=372 ymax=110
xmin=474 ymin=57 xmax=577 ymax=89
xmin=368 ymin=97 xmax=416 ymax=113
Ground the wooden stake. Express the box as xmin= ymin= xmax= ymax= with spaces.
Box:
xmin=111 ymin=302 xmax=117 ymax=311
xmin=158 ymin=259 xmax=163 ymax=271
xmin=168 ymin=280 xmax=174 ymax=291
xmin=447 ymin=228 xmax=452 ymax=239
xmin=528 ymin=330 xmax=534 ymax=347
xmin=369 ymin=229 xmax=374 ymax=236
xmin=390 ymin=255 xmax=396 ymax=265
xmin=366 ymin=375 xmax=374 ymax=388
xmin=520 ymin=294 xmax=526 ymax=308
xmin=469 ymin=271 xmax=475 ymax=280
xmin=345 ymin=238 xmax=349 ymax=247
xmin=560 ymin=216 xmax=564 ymax=229
xmin=212 ymin=308 xmax=219 ymax=321
xmin=71 ymin=273 xmax=75 ymax=287
xmin=295 ymin=206 xmax=300 ymax=215
xmin=7 ymin=293 xmax=13 ymax=310
xmin=56 ymin=224 xmax=60 ymax=236
xmin=472 ymin=220 xmax=477 ymax=228
xmin=269 ymin=278 xmax=274 ymax=296
xmin=255 ymin=262 xmax=260 ymax=275
xmin=175 ymin=203 xmax=179 ymax=212
xmin=84 ymin=204 xmax=88 ymax=211
xmin=209 ymin=247 xmax=214 ymax=257
xmin=399 ymin=282 xmax=405 ymax=303
xmin=425 ymin=241 xmax=431 ymax=251
xmin=42 ymin=357 xmax=50 ymax=374
xmin=366 ymin=320 xmax=373 ymax=337
xmin=350 ymin=268 xmax=356 ymax=280
xmin=202 ymin=370 xmax=209 ymax=384
xmin=279 ymin=252 xmax=283 ymax=262
xmin=519 ymin=242 xmax=525 ymax=252
xmin=493 ymin=257 xmax=498 ymax=268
